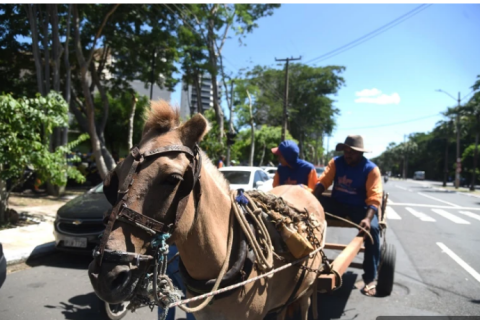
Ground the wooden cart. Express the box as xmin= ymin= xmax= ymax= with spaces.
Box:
xmin=317 ymin=191 xmax=396 ymax=296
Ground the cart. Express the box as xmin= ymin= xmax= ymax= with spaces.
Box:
xmin=317 ymin=191 xmax=396 ymax=296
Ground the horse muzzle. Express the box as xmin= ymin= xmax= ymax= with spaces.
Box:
xmin=88 ymin=253 xmax=150 ymax=304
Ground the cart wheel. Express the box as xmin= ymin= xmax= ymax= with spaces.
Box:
xmin=376 ymin=243 xmax=396 ymax=297
xmin=103 ymin=301 xmax=128 ymax=320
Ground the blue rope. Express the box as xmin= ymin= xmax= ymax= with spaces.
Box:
xmin=152 ymin=233 xmax=171 ymax=262
xmin=235 ymin=188 xmax=249 ymax=205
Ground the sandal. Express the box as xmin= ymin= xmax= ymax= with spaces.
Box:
xmin=361 ymin=283 xmax=377 ymax=297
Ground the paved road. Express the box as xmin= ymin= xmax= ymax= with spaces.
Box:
xmin=1 ymin=179 xmax=479 ymax=319
xmin=317 ymin=179 xmax=480 ymax=319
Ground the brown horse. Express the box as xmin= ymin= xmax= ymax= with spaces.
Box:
xmin=88 ymin=101 xmax=326 ymax=320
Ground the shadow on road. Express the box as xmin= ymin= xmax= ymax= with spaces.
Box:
xmin=26 ymin=251 xmax=92 ymax=270
xmin=314 ymin=272 xmax=359 ymax=320
xmin=44 ymin=292 xmax=106 ymax=320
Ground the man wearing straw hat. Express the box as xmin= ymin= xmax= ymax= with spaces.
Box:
xmin=314 ymin=135 xmax=382 ymax=297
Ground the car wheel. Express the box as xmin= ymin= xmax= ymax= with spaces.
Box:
xmin=102 ymin=301 xmax=128 ymax=320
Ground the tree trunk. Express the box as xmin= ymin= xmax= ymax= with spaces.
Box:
xmin=194 ymin=72 xmax=202 ymax=114
xmin=207 ymin=16 xmax=224 ymax=143
xmin=40 ymin=5 xmax=50 ymax=94
xmin=127 ymin=93 xmax=138 ymax=151
xmin=247 ymin=90 xmax=254 ymax=166
xmin=73 ymin=4 xmax=109 ymax=179
xmin=471 ymin=114 xmax=479 ymax=191
xmin=0 ymin=165 xmax=6 ymax=223
xmin=259 ymin=141 xmax=266 ymax=167
xmin=25 ymin=4 xmax=45 ymax=95
xmin=63 ymin=4 xmax=72 ymax=147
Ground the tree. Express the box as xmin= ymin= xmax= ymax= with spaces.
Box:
xmin=0 ymin=92 xmax=87 ymax=223
xmin=172 ymin=4 xmax=281 ymax=142
xmin=461 ymin=91 xmax=480 ymax=190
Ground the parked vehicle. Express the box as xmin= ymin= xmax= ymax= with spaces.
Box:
xmin=53 ymin=184 xmax=129 ymax=319
xmin=0 ymin=242 xmax=6 ymax=289
xmin=54 ymin=183 xmax=110 ymax=253
xmin=315 ymin=167 xmax=325 ymax=177
xmin=413 ymin=171 xmax=425 ymax=180
xmin=261 ymin=166 xmax=277 ymax=179
xmin=219 ymin=166 xmax=273 ymax=192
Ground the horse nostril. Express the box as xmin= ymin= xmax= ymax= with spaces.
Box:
xmin=110 ymin=270 xmax=130 ymax=291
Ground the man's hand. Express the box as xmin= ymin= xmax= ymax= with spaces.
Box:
xmin=359 ymin=218 xmax=371 ymax=233
xmin=313 ymin=183 xmax=325 ymax=198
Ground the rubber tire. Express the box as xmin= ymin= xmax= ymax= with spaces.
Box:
xmin=376 ymin=243 xmax=396 ymax=297
xmin=102 ymin=301 xmax=128 ymax=320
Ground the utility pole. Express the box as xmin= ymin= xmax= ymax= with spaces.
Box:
xmin=275 ymin=56 xmax=301 ymax=141
xmin=403 ymin=134 xmax=407 ymax=180
xmin=455 ymin=92 xmax=461 ymax=189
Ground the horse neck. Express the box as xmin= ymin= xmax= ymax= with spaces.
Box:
xmin=175 ymin=164 xmax=232 ymax=280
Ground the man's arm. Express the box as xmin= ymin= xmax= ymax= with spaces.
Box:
xmin=359 ymin=167 xmax=383 ymax=233
xmin=313 ymin=159 xmax=336 ymax=197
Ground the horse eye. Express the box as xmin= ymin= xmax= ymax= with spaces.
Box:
xmin=165 ymin=174 xmax=183 ymax=186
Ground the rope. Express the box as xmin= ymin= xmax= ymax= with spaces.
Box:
xmin=324 ymin=211 xmax=374 ymax=245
xmin=230 ymin=190 xmax=274 ymax=272
xmin=167 ymin=246 xmax=324 ymax=309
xmin=176 ymin=201 xmax=235 ymax=313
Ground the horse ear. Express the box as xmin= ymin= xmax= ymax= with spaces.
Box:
xmin=180 ymin=113 xmax=210 ymax=147
xmin=103 ymin=169 xmax=119 ymax=206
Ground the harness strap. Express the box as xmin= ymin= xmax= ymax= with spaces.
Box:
xmin=120 ymin=205 xmax=172 ymax=234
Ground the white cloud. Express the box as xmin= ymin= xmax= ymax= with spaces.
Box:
xmin=355 ymin=88 xmax=382 ymax=97
xmin=354 ymin=88 xmax=400 ymax=105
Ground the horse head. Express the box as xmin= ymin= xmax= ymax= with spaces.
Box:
xmin=88 ymin=101 xmax=209 ymax=304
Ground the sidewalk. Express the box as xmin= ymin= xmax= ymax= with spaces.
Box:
xmin=1 ymin=200 xmax=73 ymax=266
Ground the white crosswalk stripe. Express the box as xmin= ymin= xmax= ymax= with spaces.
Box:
xmin=458 ymin=211 xmax=480 ymax=222
xmin=405 ymin=207 xmax=436 ymax=222
xmin=431 ymin=209 xmax=470 ymax=224
xmin=386 ymin=206 xmax=402 ymax=220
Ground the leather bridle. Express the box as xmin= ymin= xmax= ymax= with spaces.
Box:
xmin=93 ymin=143 xmax=202 ymax=268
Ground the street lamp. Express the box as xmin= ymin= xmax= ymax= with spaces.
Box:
xmin=436 ymin=89 xmax=462 ymax=189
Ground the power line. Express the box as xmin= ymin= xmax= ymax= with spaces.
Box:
xmin=305 ymin=4 xmax=433 ymax=65
xmin=336 ymin=113 xmax=440 ymax=131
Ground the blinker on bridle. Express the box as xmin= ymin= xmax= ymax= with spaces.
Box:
xmin=93 ymin=143 xmax=202 ymax=267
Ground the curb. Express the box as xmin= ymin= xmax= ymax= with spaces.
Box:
xmin=6 ymin=241 xmax=56 ymax=266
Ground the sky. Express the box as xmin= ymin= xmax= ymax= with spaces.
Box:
xmin=169 ymin=3 xmax=480 ymax=159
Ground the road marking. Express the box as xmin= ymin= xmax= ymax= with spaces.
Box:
xmin=417 ymin=192 xmax=461 ymax=208
xmin=389 ymin=203 xmax=480 ymax=211
xmin=405 ymin=207 xmax=436 ymax=222
xmin=431 ymin=209 xmax=470 ymax=224
xmin=387 ymin=198 xmax=395 ymax=204
xmin=436 ymin=242 xmax=480 ymax=283
xmin=459 ymin=211 xmax=480 ymax=222
xmin=395 ymin=185 xmax=408 ymax=191
xmin=386 ymin=206 xmax=402 ymax=220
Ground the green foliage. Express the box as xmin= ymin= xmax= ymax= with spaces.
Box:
xmin=95 ymin=92 xmax=149 ymax=157
xmin=232 ymin=125 xmax=296 ymax=166
xmin=0 ymin=92 xmax=88 ymax=189
xmin=199 ymin=109 xmax=228 ymax=160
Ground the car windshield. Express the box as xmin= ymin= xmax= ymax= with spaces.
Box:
xmin=221 ymin=171 xmax=251 ymax=185
xmin=92 ymin=183 xmax=103 ymax=193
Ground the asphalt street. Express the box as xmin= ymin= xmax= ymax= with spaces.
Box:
xmin=1 ymin=179 xmax=479 ymax=319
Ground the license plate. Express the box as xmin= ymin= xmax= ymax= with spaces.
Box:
xmin=64 ymin=237 xmax=87 ymax=248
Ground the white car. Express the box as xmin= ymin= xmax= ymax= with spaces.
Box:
xmin=219 ymin=166 xmax=273 ymax=192
xmin=261 ymin=166 xmax=277 ymax=179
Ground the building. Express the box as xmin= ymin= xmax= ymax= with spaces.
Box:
xmin=180 ymin=74 xmax=221 ymax=120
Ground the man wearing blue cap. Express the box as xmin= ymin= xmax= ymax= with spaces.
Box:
xmin=271 ymin=140 xmax=318 ymax=191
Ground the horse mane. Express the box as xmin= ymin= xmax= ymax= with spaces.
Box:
xmin=142 ymin=100 xmax=180 ymax=136
xmin=142 ymin=100 xmax=230 ymax=192
xmin=199 ymin=149 xmax=230 ymax=193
